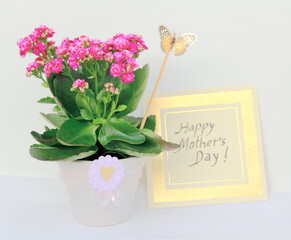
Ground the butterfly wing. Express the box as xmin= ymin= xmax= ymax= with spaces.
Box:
xmin=173 ymin=34 xmax=197 ymax=55
xmin=159 ymin=25 xmax=173 ymax=53
xmin=159 ymin=25 xmax=171 ymax=38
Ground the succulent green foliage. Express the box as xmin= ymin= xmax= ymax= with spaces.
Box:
xmin=103 ymin=129 xmax=161 ymax=157
xmin=101 ymin=125 xmax=179 ymax=157
xmin=57 ymin=119 xmax=98 ymax=146
xmin=122 ymin=116 xmax=143 ymax=127
xmin=98 ymin=118 xmax=145 ymax=145
xmin=53 ymin=73 xmax=80 ymax=118
xmin=30 ymin=144 xmax=98 ymax=161
xmin=123 ymin=115 xmax=156 ymax=131
xmin=37 ymin=97 xmax=56 ymax=104
xmin=52 ymin=105 xmax=62 ymax=113
xmin=29 ymin=64 xmax=179 ymax=161
xmin=140 ymin=129 xmax=180 ymax=151
xmin=31 ymin=129 xmax=60 ymax=147
xmin=40 ymin=113 xmax=67 ymax=129
xmin=143 ymin=115 xmax=156 ymax=131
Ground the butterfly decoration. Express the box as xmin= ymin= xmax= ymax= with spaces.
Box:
xmin=159 ymin=25 xmax=197 ymax=55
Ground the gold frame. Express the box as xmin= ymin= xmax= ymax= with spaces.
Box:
xmin=146 ymin=86 xmax=268 ymax=208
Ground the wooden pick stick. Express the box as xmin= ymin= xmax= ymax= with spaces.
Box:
xmin=140 ymin=33 xmax=176 ymax=129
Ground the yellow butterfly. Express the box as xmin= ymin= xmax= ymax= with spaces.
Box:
xmin=159 ymin=25 xmax=197 ymax=55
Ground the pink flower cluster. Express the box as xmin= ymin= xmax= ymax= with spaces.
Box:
xmin=71 ymin=79 xmax=89 ymax=92
xmin=17 ymin=25 xmax=58 ymax=77
xmin=104 ymin=83 xmax=119 ymax=94
xmin=17 ymin=25 xmax=55 ymax=57
xmin=43 ymin=57 xmax=63 ymax=77
xmin=56 ymin=33 xmax=147 ymax=83
xmin=18 ymin=26 xmax=148 ymax=83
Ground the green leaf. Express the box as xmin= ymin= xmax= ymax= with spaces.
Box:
xmin=96 ymin=89 xmax=106 ymax=102
xmin=38 ymin=97 xmax=56 ymax=104
xmin=102 ymin=96 xmax=109 ymax=105
xmin=115 ymin=105 xmax=127 ymax=112
xmin=80 ymin=109 xmax=94 ymax=120
xmin=92 ymin=118 xmax=104 ymax=125
xmin=75 ymin=94 xmax=87 ymax=109
xmin=143 ymin=115 xmax=156 ymax=131
xmin=140 ymin=128 xmax=180 ymax=151
xmin=57 ymin=119 xmax=98 ymax=146
xmin=104 ymin=130 xmax=162 ymax=157
xmin=117 ymin=64 xmax=149 ymax=117
xmin=41 ymin=113 xmax=67 ymax=129
xmin=52 ymin=105 xmax=61 ymax=113
xmin=54 ymin=73 xmax=80 ymax=118
xmin=41 ymin=82 xmax=49 ymax=88
xmin=31 ymin=129 xmax=60 ymax=146
xmin=47 ymin=73 xmax=57 ymax=95
xmin=111 ymin=101 xmax=116 ymax=112
xmin=98 ymin=118 xmax=145 ymax=145
xmin=30 ymin=144 xmax=98 ymax=161
xmin=122 ymin=116 xmax=142 ymax=127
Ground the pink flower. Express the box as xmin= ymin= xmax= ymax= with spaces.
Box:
xmin=35 ymin=57 xmax=45 ymax=65
xmin=103 ymin=52 xmax=113 ymax=62
xmin=113 ymin=37 xmax=129 ymax=50
xmin=17 ymin=37 xmax=32 ymax=57
xmin=103 ymin=39 xmax=114 ymax=52
xmin=67 ymin=57 xmax=79 ymax=69
xmin=33 ymin=41 xmax=46 ymax=55
xmin=89 ymin=46 xmax=104 ymax=60
xmin=56 ymin=38 xmax=72 ymax=56
xmin=26 ymin=61 xmax=39 ymax=72
xmin=75 ymin=48 xmax=89 ymax=60
xmin=43 ymin=57 xmax=63 ymax=77
xmin=126 ymin=58 xmax=138 ymax=71
xmin=104 ymin=83 xmax=113 ymax=88
xmin=26 ymin=61 xmax=39 ymax=77
xmin=113 ymin=51 xmax=125 ymax=62
xmin=113 ymin=33 xmax=125 ymax=39
xmin=110 ymin=63 xmax=124 ymax=77
xmin=125 ymin=33 xmax=138 ymax=41
xmin=32 ymin=25 xmax=55 ymax=39
xmin=109 ymin=87 xmax=115 ymax=93
xmin=137 ymin=39 xmax=148 ymax=51
xmin=79 ymin=35 xmax=90 ymax=46
xmin=120 ymin=71 xmax=135 ymax=84
xmin=71 ymin=79 xmax=89 ymax=92
xmin=88 ymin=155 xmax=125 ymax=192
xmin=128 ymin=42 xmax=138 ymax=53
xmin=90 ymin=39 xmax=103 ymax=47
xmin=122 ymin=50 xmax=133 ymax=59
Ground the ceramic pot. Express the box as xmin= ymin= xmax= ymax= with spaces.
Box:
xmin=59 ymin=157 xmax=146 ymax=226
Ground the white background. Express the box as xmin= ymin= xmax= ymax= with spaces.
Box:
xmin=0 ymin=0 xmax=291 ymax=192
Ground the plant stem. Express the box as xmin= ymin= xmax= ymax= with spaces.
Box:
xmin=62 ymin=68 xmax=75 ymax=83
xmin=93 ymin=62 xmax=100 ymax=94
xmin=115 ymin=81 xmax=123 ymax=105
xmin=102 ymin=102 xmax=107 ymax=118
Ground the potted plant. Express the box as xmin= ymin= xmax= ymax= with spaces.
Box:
xmin=17 ymin=25 xmax=178 ymax=226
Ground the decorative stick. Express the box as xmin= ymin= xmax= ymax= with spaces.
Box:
xmin=140 ymin=33 xmax=176 ymax=129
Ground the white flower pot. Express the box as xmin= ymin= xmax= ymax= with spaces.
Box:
xmin=59 ymin=157 xmax=146 ymax=226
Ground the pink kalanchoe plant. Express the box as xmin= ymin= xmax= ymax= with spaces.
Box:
xmin=17 ymin=25 xmax=178 ymax=161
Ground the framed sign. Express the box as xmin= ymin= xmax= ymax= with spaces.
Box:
xmin=145 ymin=86 xmax=267 ymax=208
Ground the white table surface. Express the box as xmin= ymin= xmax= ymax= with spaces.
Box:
xmin=0 ymin=175 xmax=290 ymax=240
